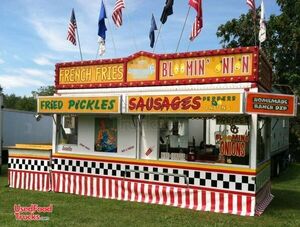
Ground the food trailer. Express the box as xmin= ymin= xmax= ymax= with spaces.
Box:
xmin=8 ymin=46 xmax=297 ymax=216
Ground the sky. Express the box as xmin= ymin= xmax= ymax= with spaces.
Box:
xmin=0 ymin=0 xmax=280 ymax=96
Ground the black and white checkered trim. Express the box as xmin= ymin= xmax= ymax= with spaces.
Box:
xmin=52 ymin=158 xmax=255 ymax=193
xmin=8 ymin=158 xmax=49 ymax=172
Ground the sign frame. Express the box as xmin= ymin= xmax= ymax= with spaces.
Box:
xmin=55 ymin=47 xmax=263 ymax=90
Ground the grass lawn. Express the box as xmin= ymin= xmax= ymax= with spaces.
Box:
xmin=0 ymin=164 xmax=300 ymax=227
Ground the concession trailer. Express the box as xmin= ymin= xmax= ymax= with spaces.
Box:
xmin=7 ymin=46 xmax=297 ymax=216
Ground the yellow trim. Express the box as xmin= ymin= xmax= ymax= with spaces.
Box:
xmin=7 ymin=144 xmax=52 ymax=151
xmin=256 ymin=160 xmax=271 ymax=173
xmin=9 ymin=154 xmax=50 ymax=159
xmin=53 ymin=152 xmax=256 ymax=174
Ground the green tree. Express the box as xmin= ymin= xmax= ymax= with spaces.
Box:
xmin=2 ymin=85 xmax=55 ymax=111
xmin=32 ymin=85 xmax=55 ymax=97
xmin=216 ymin=0 xmax=300 ymax=95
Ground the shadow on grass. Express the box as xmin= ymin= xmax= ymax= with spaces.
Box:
xmin=269 ymin=188 xmax=300 ymax=211
xmin=271 ymin=163 xmax=300 ymax=184
xmin=1 ymin=164 xmax=8 ymax=177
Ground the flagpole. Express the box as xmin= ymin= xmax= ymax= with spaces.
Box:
xmin=76 ymin=24 xmax=83 ymax=61
xmin=107 ymin=19 xmax=117 ymax=57
xmin=153 ymin=23 xmax=163 ymax=53
xmin=95 ymin=43 xmax=100 ymax=59
xmin=253 ymin=10 xmax=257 ymax=46
xmin=175 ymin=6 xmax=191 ymax=53
xmin=102 ymin=0 xmax=117 ymax=57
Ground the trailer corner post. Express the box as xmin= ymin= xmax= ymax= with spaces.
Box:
xmin=52 ymin=114 xmax=57 ymax=155
xmin=250 ymin=114 xmax=258 ymax=169
xmin=136 ymin=114 xmax=141 ymax=160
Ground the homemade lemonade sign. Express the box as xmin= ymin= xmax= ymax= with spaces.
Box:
xmin=55 ymin=47 xmax=259 ymax=89
xmin=38 ymin=96 xmax=120 ymax=113
xmin=127 ymin=93 xmax=242 ymax=114
xmin=127 ymin=56 xmax=156 ymax=82
xmin=160 ymin=53 xmax=253 ymax=80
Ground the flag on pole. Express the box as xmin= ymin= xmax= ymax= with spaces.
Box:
xmin=160 ymin=0 xmax=174 ymax=24
xmin=112 ymin=0 xmax=125 ymax=27
xmin=247 ymin=0 xmax=256 ymax=11
xmin=189 ymin=0 xmax=203 ymax=41
xmin=259 ymin=0 xmax=266 ymax=43
xmin=149 ymin=14 xmax=158 ymax=48
xmin=67 ymin=9 xmax=77 ymax=45
xmin=98 ymin=1 xmax=107 ymax=56
xmin=247 ymin=0 xmax=256 ymax=19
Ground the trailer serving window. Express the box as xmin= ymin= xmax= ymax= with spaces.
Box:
xmin=159 ymin=116 xmax=250 ymax=166
xmin=57 ymin=115 xmax=78 ymax=145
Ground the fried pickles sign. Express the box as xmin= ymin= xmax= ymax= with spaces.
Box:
xmin=127 ymin=93 xmax=242 ymax=114
xmin=38 ymin=96 xmax=120 ymax=114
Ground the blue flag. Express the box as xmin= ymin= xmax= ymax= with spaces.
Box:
xmin=149 ymin=14 xmax=157 ymax=48
xmin=98 ymin=1 xmax=107 ymax=40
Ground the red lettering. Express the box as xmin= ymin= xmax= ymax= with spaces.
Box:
xmin=136 ymin=98 xmax=145 ymax=111
xmin=240 ymin=143 xmax=246 ymax=157
xmin=171 ymin=96 xmax=181 ymax=110
xmin=187 ymin=61 xmax=193 ymax=76
xmin=161 ymin=97 xmax=170 ymax=111
xmin=191 ymin=96 xmax=201 ymax=110
xmin=181 ymin=96 xmax=192 ymax=110
xmin=162 ymin=63 xmax=168 ymax=77
xmin=222 ymin=57 xmax=234 ymax=74
xmin=198 ymin=59 xmax=205 ymax=75
xmin=242 ymin=55 xmax=249 ymax=73
xmin=146 ymin=97 xmax=153 ymax=111
xmin=128 ymin=98 xmax=137 ymax=110
xmin=153 ymin=97 xmax=162 ymax=110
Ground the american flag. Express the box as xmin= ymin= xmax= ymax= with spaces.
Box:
xmin=112 ymin=0 xmax=125 ymax=27
xmin=67 ymin=9 xmax=77 ymax=45
xmin=189 ymin=0 xmax=203 ymax=41
xmin=247 ymin=0 xmax=256 ymax=11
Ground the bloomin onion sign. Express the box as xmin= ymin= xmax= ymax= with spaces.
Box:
xmin=127 ymin=93 xmax=242 ymax=114
xmin=160 ymin=53 xmax=253 ymax=80
xmin=246 ymin=92 xmax=297 ymax=116
xmin=38 ymin=96 xmax=120 ymax=114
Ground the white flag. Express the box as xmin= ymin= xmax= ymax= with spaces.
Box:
xmin=259 ymin=0 xmax=266 ymax=43
xmin=98 ymin=37 xmax=106 ymax=56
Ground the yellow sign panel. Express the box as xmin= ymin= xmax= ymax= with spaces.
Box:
xmin=59 ymin=64 xmax=124 ymax=84
xmin=127 ymin=93 xmax=242 ymax=114
xmin=160 ymin=53 xmax=253 ymax=80
xmin=38 ymin=96 xmax=120 ymax=114
xmin=127 ymin=56 xmax=156 ymax=82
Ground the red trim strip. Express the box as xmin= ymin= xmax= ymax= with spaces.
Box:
xmin=51 ymin=170 xmax=255 ymax=196
xmin=8 ymin=169 xmax=49 ymax=174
